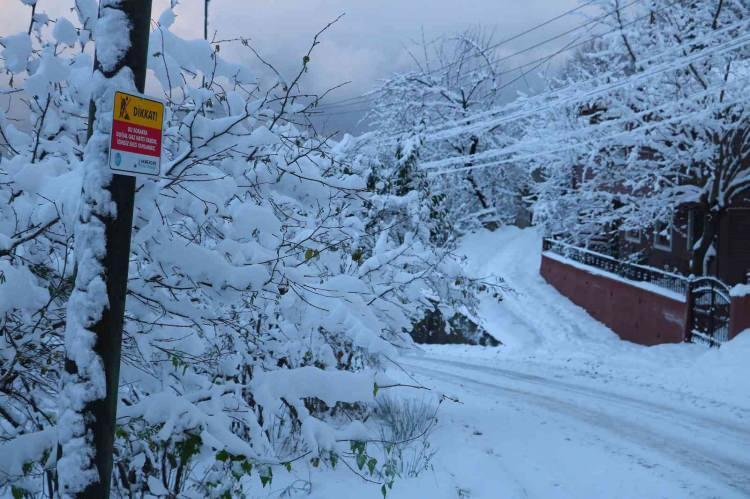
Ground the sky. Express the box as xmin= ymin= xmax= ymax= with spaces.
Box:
xmin=0 ymin=0 xmax=599 ymax=134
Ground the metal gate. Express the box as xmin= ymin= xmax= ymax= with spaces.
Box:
xmin=688 ymin=277 xmax=732 ymax=347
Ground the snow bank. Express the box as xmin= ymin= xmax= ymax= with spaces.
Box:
xmin=686 ymin=331 xmax=750 ymax=399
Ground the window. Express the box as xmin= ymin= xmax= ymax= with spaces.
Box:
xmin=653 ymin=220 xmax=673 ymax=251
xmin=624 ymin=229 xmax=641 ymax=243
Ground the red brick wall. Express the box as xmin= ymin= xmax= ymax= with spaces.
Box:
xmin=729 ymin=293 xmax=750 ymax=340
xmin=540 ymin=254 xmax=687 ymax=346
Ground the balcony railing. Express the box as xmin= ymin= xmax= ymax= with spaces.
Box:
xmin=542 ymin=238 xmax=690 ymax=296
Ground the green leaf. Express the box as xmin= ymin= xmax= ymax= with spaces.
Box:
xmin=176 ymin=434 xmax=202 ymax=463
xmin=330 ymin=452 xmax=338 ymax=469
xmin=283 ymin=461 xmax=292 ymax=472
xmin=241 ymin=461 xmax=253 ymax=474
xmin=304 ymin=248 xmax=316 ymax=260
xmin=356 ymin=453 xmax=367 ymax=471
xmin=373 ymin=383 xmax=379 ymax=397
xmin=381 ymin=484 xmax=388 ymax=498
xmin=367 ymin=457 xmax=377 ymax=475
xmin=350 ymin=440 xmax=366 ymax=455
xmin=216 ymin=450 xmax=230 ymax=462
xmin=260 ymin=467 xmax=273 ymax=487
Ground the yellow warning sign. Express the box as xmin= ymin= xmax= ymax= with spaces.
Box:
xmin=109 ymin=91 xmax=165 ymax=176
xmin=113 ymin=91 xmax=164 ymax=130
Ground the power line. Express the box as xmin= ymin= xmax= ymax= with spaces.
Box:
xmin=315 ymin=0 xmax=617 ymax=111
xmin=318 ymin=0 xmax=732 ymax=145
xmin=489 ymin=0 xmax=641 ymax=68
xmin=312 ymin=107 xmax=372 ymax=117
xmin=425 ymin=80 xmax=741 ymax=174
xmin=489 ymin=0 xmax=601 ymax=49
xmin=430 ymin=91 xmax=747 ymax=177
xmin=314 ymin=26 xmax=593 ymax=119
xmin=371 ymin=0 xmax=687 ymax=137
xmin=347 ymin=16 xmax=746 ymax=166
xmin=393 ymin=14 xmax=748 ymax=146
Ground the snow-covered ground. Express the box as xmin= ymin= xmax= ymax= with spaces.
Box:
xmin=383 ymin=227 xmax=750 ymax=499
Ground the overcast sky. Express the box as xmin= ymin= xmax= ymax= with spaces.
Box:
xmin=1 ymin=0 xmax=597 ymax=134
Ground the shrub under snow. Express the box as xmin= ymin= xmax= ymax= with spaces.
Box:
xmin=0 ymin=2 xmax=472 ymax=496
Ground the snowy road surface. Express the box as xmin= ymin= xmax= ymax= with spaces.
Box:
xmin=401 ymin=353 xmax=750 ymax=498
xmin=382 ymin=228 xmax=750 ymax=499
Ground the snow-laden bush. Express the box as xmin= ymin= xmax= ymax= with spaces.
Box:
xmin=0 ymin=2 xmax=447 ymax=497
xmin=332 ymin=131 xmax=506 ymax=348
xmin=374 ymin=395 xmax=438 ymax=478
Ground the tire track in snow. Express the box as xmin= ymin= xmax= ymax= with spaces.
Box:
xmin=407 ymin=362 xmax=750 ymax=496
xmin=407 ymin=356 xmax=750 ymax=439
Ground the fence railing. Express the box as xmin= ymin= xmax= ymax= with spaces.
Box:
xmin=542 ymin=238 xmax=690 ymax=296
xmin=686 ymin=276 xmax=732 ymax=347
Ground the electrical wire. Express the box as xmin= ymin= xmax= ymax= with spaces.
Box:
xmin=314 ymin=0 xmax=622 ymax=111
xmin=424 ymin=80 xmax=743 ymax=175
xmin=391 ymin=16 xmax=749 ymax=145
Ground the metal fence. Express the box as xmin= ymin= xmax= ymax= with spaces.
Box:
xmin=687 ymin=277 xmax=732 ymax=347
xmin=542 ymin=238 xmax=690 ymax=296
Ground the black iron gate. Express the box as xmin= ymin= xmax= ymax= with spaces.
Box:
xmin=687 ymin=277 xmax=732 ymax=347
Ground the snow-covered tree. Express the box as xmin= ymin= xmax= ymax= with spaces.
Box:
xmin=0 ymin=2 xmax=444 ymax=497
xmin=367 ymin=30 xmax=530 ymax=235
xmin=529 ymin=0 xmax=750 ymax=273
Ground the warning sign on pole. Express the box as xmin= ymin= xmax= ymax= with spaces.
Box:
xmin=109 ymin=91 xmax=164 ymax=176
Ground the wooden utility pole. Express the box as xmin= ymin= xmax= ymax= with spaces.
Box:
xmin=204 ymin=0 xmax=210 ymax=40
xmin=78 ymin=1 xmax=153 ymax=497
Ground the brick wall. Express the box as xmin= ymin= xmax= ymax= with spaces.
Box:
xmin=729 ymin=292 xmax=750 ymax=340
xmin=540 ymin=254 xmax=687 ymax=346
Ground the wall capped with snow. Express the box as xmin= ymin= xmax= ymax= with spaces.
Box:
xmin=729 ymin=292 xmax=750 ymax=341
xmin=540 ymin=253 xmax=687 ymax=346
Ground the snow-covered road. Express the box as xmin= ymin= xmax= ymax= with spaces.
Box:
xmin=385 ymin=228 xmax=750 ymax=499
xmin=402 ymin=354 xmax=750 ymax=498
